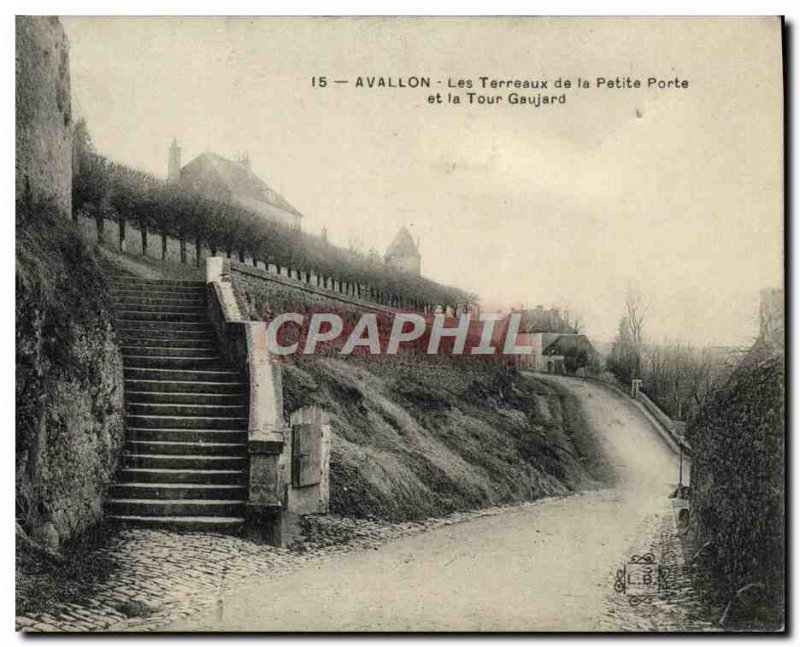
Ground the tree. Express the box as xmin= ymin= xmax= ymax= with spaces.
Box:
xmin=608 ymin=316 xmax=637 ymax=384
xmin=624 ymin=289 xmax=648 ymax=378
xmin=566 ymin=311 xmax=584 ymax=334
xmin=71 ymin=120 xmax=110 ymax=228
xmin=71 ymin=118 xmax=94 ymax=221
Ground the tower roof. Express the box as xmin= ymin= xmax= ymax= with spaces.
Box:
xmin=385 ymin=226 xmax=419 ymax=258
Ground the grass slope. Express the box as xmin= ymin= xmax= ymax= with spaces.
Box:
xmin=283 ymin=357 xmax=611 ymax=521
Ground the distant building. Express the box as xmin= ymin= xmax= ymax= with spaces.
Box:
xmin=541 ymin=334 xmax=597 ymax=375
xmin=385 ymin=226 xmax=421 ymax=275
xmin=168 ymin=140 xmax=303 ymax=230
xmin=505 ymin=305 xmax=580 ymax=371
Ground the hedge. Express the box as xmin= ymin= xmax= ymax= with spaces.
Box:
xmin=71 ymin=126 xmax=473 ymax=312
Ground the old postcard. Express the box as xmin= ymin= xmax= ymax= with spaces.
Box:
xmin=15 ymin=15 xmax=784 ymax=632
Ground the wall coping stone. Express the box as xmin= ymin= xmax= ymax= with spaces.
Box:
xmin=230 ymin=260 xmax=399 ymax=315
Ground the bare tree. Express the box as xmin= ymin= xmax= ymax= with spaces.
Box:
xmin=624 ymin=289 xmax=647 ymax=346
xmin=622 ymin=289 xmax=648 ymax=379
xmin=556 ymin=302 xmax=584 ymax=334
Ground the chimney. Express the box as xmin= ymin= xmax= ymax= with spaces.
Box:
xmin=168 ymin=138 xmax=181 ymax=183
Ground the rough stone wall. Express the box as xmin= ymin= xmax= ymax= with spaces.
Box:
xmin=15 ymin=16 xmax=122 ymax=549
xmin=16 ymin=16 xmax=72 ymax=217
xmin=16 ymin=201 xmax=125 ymax=549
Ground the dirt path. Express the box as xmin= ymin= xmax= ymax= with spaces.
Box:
xmin=166 ymin=376 xmax=683 ymax=632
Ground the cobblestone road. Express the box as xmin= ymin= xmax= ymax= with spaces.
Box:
xmin=601 ymin=506 xmax=718 ymax=632
xmin=17 ymin=506 xmax=558 ymax=632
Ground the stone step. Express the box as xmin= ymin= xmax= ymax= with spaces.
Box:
xmin=116 ymin=310 xmax=207 ymax=323
xmin=117 ymin=320 xmax=214 ymax=332
xmin=118 ymin=467 xmax=246 ymax=485
xmin=126 ymin=426 xmax=248 ymax=443
xmin=122 ymin=453 xmax=246 ymax=470
xmin=115 ymin=302 xmax=207 ymax=314
xmin=110 ymin=483 xmax=247 ymax=500
xmin=118 ymin=329 xmax=215 ymax=343
xmin=109 ymin=288 xmax=207 ymax=297
xmin=106 ymin=498 xmax=245 ymax=517
xmin=111 ymin=293 xmax=207 ymax=304
xmin=109 ymin=276 xmax=253 ymax=532
xmin=126 ymin=439 xmax=246 ymax=456
xmin=122 ymin=354 xmax=224 ymax=369
xmin=125 ymin=390 xmax=247 ymax=405
xmin=107 ymin=515 xmax=245 ymax=532
xmin=126 ymin=413 xmax=247 ymax=430
xmin=109 ymin=278 xmax=205 ymax=288
xmin=110 ymin=288 xmax=207 ymax=301
xmin=127 ymin=401 xmax=248 ymax=417
xmin=124 ymin=379 xmax=246 ymax=394
xmin=123 ymin=367 xmax=243 ymax=382
xmin=120 ymin=336 xmax=216 ymax=348
xmin=120 ymin=345 xmax=217 ymax=358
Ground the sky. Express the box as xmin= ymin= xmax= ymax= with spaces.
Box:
xmin=61 ymin=16 xmax=783 ymax=346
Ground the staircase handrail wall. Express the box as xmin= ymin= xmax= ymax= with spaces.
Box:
xmin=206 ymin=257 xmax=289 ymax=544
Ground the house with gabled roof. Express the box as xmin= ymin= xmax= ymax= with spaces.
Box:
xmin=168 ymin=139 xmax=303 ymax=230
xmin=502 ymin=305 xmax=587 ymax=371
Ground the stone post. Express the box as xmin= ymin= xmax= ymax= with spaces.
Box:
xmin=244 ymin=323 xmax=290 ymax=545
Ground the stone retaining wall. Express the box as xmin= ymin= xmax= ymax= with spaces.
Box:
xmin=16 ymin=209 xmax=125 ymax=548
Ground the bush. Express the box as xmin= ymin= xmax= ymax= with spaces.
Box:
xmin=686 ymin=343 xmax=784 ymax=629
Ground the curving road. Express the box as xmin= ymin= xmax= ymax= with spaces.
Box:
xmin=166 ymin=376 xmax=684 ymax=632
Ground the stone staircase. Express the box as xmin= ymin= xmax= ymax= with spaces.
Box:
xmin=107 ymin=275 xmax=249 ymax=532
